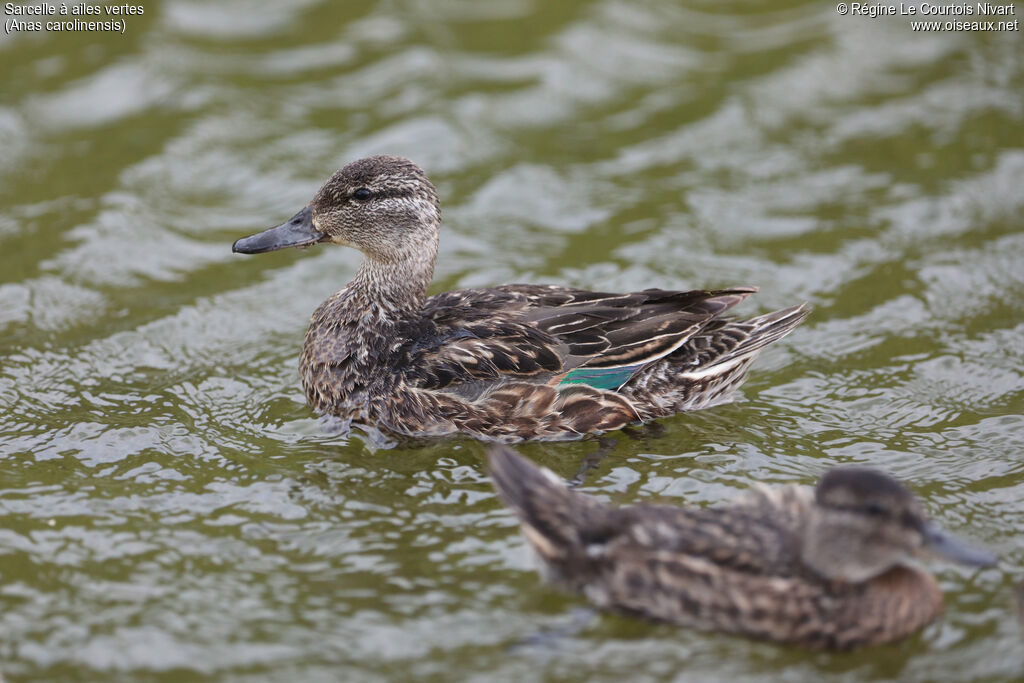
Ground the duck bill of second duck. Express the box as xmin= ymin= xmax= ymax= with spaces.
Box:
xmin=922 ymin=521 xmax=997 ymax=566
xmin=232 ymin=206 xmax=326 ymax=254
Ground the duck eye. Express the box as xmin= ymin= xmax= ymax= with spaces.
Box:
xmin=353 ymin=188 xmax=372 ymax=201
xmin=863 ymin=502 xmax=888 ymax=517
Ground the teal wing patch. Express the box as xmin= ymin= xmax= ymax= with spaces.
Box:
xmin=558 ymin=365 xmax=641 ymax=391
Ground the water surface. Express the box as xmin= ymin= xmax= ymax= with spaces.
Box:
xmin=1 ymin=1 xmax=1022 ymax=680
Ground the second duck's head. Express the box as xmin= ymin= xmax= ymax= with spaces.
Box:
xmin=802 ymin=467 xmax=996 ymax=583
xmin=233 ymin=155 xmax=440 ymax=264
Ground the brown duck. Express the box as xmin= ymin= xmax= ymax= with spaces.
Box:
xmin=233 ymin=156 xmax=809 ymax=442
xmin=488 ymin=446 xmax=997 ymax=649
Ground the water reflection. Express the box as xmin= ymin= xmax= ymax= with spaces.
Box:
xmin=1 ymin=0 xmax=1022 ymax=679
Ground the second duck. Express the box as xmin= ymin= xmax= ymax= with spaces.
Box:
xmin=488 ymin=446 xmax=997 ymax=649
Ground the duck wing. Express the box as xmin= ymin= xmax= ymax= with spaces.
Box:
xmin=489 ymin=446 xmax=807 ymax=580
xmin=605 ymin=487 xmax=812 ymax=578
xmin=408 ymin=285 xmax=757 ymax=393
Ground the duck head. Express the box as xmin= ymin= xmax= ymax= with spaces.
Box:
xmin=801 ymin=467 xmax=996 ymax=583
xmin=232 ymin=155 xmax=441 ymax=264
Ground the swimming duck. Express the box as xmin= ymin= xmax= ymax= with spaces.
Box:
xmin=488 ymin=446 xmax=997 ymax=649
xmin=233 ymin=156 xmax=809 ymax=442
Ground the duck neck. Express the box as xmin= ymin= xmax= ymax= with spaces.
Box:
xmin=800 ymin=512 xmax=893 ymax=584
xmin=343 ymin=235 xmax=438 ymax=320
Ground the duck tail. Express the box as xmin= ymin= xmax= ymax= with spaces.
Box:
xmin=488 ymin=445 xmax=610 ymax=561
xmin=707 ymin=302 xmax=810 ymax=368
xmin=740 ymin=302 xmax=811 ymax=355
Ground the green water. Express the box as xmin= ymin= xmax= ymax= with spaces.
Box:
xmin=1 ymin=1 xmax=1022 ymax=680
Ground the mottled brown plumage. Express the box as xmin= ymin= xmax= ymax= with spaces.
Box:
xmin=488 ymin=447 xmax=997 ymax=649
xmin=233 ymin=155 xmax=809 ymax=442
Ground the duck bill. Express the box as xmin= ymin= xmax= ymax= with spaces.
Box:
xmin=922 ymin=522 xmax=997 ymax=567
xmin=232 ymin=206 xmax=326 ymax=254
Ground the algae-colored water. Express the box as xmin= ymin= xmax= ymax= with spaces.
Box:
xmin=1 ymin=1 xmax=1022 ymax=680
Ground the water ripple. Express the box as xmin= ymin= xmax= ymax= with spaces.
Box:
xmin=1 ymin=0 xmax=1022 ymax=680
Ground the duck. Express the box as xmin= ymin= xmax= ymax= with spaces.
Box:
xmin=232 ymin=155 xmax=809 ymax=442
xmin=487 ymin=446 xmax=998 ymax=649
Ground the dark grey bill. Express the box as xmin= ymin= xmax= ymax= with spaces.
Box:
xmin=232 ymin=206 xmax=325 ymax=254
xmin=923 ymin=522 xmax=998 ymax=567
